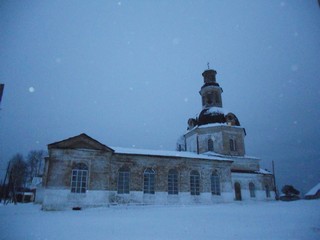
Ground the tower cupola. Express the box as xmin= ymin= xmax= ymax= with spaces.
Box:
xmin=199 ymin=69 xmax=223 ymax=109
xmin=202 ymin=69 xmax=217 ymax=84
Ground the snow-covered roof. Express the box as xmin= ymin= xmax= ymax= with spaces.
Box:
xmin=203 ymin=151 xmax=260 ymax=161
xmin=204 ymin=107 xmax=228 ymax=115
xmin=305 ymin=183 xmax=320 ymax=196
xmin=111 ymin=147 xmax=233 ymax=162
xmin=256 ymin=168 xmax=273 ymax=175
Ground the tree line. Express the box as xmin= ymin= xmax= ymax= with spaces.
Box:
xmin=0 ymin=150 xmax=46 ymax=204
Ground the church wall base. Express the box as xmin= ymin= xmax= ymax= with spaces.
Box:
xmin=41 ymin=189 xmax=237 ymax=210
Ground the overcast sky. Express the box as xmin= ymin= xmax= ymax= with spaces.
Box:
xmin=1 ymin=0 xmax=319 ymax=194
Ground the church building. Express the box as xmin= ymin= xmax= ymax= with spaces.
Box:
xmin=41 ymin=68 xmax=275 ymax=210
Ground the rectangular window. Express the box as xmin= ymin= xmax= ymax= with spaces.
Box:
xmin=168 ymin=170 xmax=178 ymax=195
xmin=71 ymin=169 xmax=88 ymax=193
xmin=229 ymin=139 xmax=237 ymax=151
xmin=211 ymin=174 xmax=221 ymax=195
xmin=118 ymin=171 xmax=130 ymax=194
xmin=190 ymin=171 xmax=200 ymax=195
xmin=144 ymin=169 xmax=155 ymax=194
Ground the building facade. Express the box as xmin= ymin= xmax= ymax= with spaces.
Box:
xmin=41 ymin=68 xmax=274 ymax=210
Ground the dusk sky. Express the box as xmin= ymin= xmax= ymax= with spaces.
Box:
xmin=1 ymin=0 xmax=319 ymax=194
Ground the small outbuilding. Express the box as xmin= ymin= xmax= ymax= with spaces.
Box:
xmin=305 ymin=183 xmax=320 ymax=199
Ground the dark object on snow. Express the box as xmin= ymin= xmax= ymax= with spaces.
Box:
xmin=279 ymin=195 xmax=300 ymax=201
xmin=0 ymin=83 xmax=4 ymax=104
xmin=280 ymin=185 xmax=300 ymax=201
xmin=72 ymin=207 xmax=82 ymax=210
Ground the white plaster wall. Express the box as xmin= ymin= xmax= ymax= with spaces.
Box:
xmin=231 ymin=173 xmax=275 ymax=201
xmin=42 ymin=189 xmax=236 ymax=210
xmin=34 ymin=186 xmax=45 ymax=204
xmin=42 ymin=188 xmax=110 ymax=210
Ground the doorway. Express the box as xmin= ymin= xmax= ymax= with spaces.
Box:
xmin=234 ymin=182 xmax=242 ymax=201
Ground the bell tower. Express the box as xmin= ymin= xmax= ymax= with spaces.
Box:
xmin=178 ymin=66 xmax=246 ymax=157
xmin=200 ymin=69 xmax=223 ymax=109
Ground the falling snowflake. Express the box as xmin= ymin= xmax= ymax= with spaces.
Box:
xmin=291 ymin=64 xmax=298 ymax=72
xmin=29 ymin=87 xmax=35 ymax=93
xmin=172 ymin=38 xmax=180 ymax=45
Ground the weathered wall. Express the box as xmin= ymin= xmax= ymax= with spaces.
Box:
xmin=231 ymin=172 xmax=275 ymax=201
xmin=45 ymin=148 xmax=112 ymax=190
xmin=110 ymin=153 xmax=232 ymax=193
xmin=185 ymin=125 xmax=246 ymax=156
xmin=42 ymin=146 xmax=274 ymax=210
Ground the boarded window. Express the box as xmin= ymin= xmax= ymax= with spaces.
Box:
xmin=168 ymin=169 xmax=178 ymax=195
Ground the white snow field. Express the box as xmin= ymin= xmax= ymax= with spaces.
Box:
xmin=0 ymin=200 xmax=319 ymax=240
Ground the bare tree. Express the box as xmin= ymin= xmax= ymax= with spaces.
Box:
xmin=9 ymin=154 xmax=28 ymax=189
xmin=26 ymin=150 xmax=46 ymax=179
xmin=4 ymin=154 xmax=28 ymax=204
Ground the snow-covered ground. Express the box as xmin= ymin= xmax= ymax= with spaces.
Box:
xmin=0 ymin=200 xmax=319 ymax=240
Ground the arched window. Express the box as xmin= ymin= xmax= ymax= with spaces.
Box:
xmin=265 ymin=185 xmax=271 ymax=198
xmin=190 ymin=170 xmax=200 ymax=195
xmin=208 ymin=138 xmax=214 ymax=152
xmin=211 ymin=171 xmax=221 ymax=195
xmin=71 ymin=163 xmax=88 ymax=193
xmin=249 ymin=182 xmax=256 ymax=198
xmin=144 ymin=168 xmax=155 ymax=194
xmin=168 ymin=169 xmax=178 ymax=195
xmin=229 ymin=139 xmax=237 ymax=151
xmin=118 ymin=166 xmax=130 ymax=194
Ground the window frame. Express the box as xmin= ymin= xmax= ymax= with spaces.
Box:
xmin=168 ymin=169 xmax=179 ymax=195
xmin=117 ymin=167 xmax=130 ymax=194
xmin=143 ymin=168 xmax=155 ymax=194
xmin=190 ymin=170 xmax=200 ymax=195
xmin=211 ymin=171 xmax=221 ymax=195
xmin=71 ymin=163 xmax=88 ymax=194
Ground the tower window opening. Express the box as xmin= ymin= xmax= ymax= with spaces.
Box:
xmin=208 ymin=138 xmax=214 ymax=152
xmin=229 ymin=139 xmax=237 ymax=151
xmin=214 ymin=92 xmax=220 ymax=104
